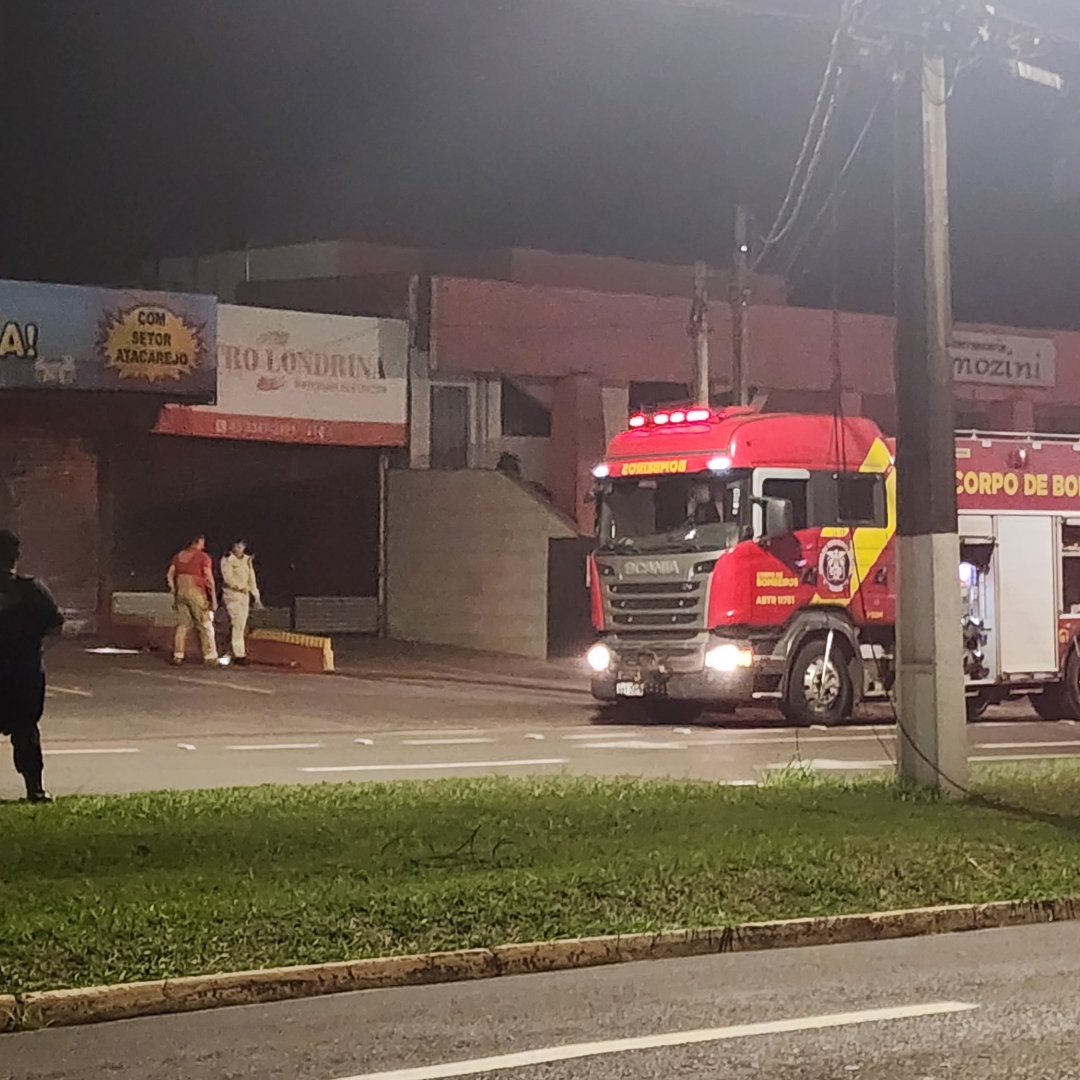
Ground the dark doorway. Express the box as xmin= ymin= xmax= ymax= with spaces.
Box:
xmin=109 ymin=437 xmax=379 ymax=608
xmin=430 ymin=385 xmax=469 ymax=470
xmin=547 ymin=537 xmax=595 ymax=659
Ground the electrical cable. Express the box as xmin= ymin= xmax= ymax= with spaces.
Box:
xmin=754 ymin=0 xmax=866 ymax=268
xmin=781 ymin=86 xmax=887 ymax=281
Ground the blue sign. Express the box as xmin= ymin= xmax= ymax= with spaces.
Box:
xmin=0 ymin=279 xmax=217 ymax=399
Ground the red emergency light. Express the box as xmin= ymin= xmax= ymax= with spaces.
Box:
xmin=627 ymin=407 xmax=715 ymax=430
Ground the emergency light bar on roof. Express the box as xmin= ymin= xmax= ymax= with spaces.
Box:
xmin=629 ymin=407 xmax=715 ymax=428
xmin=627 ymin=405 xmax=762 ymax=429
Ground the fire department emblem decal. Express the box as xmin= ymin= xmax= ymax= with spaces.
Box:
xmin=819 ymin=539 xmax=853 ymax=593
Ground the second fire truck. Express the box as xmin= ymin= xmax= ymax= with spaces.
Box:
xmin=587 ymin=406 xmax=1080 ymax=725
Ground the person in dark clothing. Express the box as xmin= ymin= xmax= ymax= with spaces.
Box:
xmin=0 ymin=530 xmax=64 ymax=802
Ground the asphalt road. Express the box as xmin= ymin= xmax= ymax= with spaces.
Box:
xmin=3 ymin=645 xmax=1080 ymax=798
xmin=7 ymin=921 xmax=1080 ymax=1079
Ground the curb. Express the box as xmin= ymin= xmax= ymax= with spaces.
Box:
xmin=3 ymin=895 xmax=1078 ymax=1033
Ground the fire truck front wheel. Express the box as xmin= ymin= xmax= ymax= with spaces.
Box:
xmin=782 ymin=638 xmax=854 ymax=728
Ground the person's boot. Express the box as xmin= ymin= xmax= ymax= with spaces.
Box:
xmin=24 ymin=774 xmax=52 ymax=804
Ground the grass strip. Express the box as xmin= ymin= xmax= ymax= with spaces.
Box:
xmin=4 ymin=766 xmax=1080 ymax=995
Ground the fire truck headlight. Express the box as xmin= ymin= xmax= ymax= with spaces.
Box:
xmin=708 ymin=456 xmax=732 ymax=473
xmin=592 ymin=464 xmax=610 ymax=479
xmin=705 ymin=643 xmax=753 ymax=672
xmin=586 ymin=643 xmax=613 ymax=672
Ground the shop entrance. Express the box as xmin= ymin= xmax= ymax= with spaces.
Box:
xmin=108 ymin=436 xmax=380 ymax=619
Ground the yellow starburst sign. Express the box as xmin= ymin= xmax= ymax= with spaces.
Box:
xmin=98 ymin=305 xmax=205 ymax=383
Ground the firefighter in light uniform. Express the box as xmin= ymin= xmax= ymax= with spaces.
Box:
xmin=167 ymin=535 xmax=219 ymax=665
xmin=221 ymin=540 xmax=262 ymax=665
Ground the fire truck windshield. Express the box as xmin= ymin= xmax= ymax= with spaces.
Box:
xmin=596 ymin=470 xmax=751 ymax=554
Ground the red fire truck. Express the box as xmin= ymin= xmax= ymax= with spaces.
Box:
xmin=587 ymin=406 xmax=1080 ymax=725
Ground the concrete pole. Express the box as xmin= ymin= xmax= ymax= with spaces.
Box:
xmin=893 ymin=48 xmax=968 ymax=794
xmin=733 ymin=205 xmax=751 ymax=406
xmin=693 ymin=260 xmax=710 ymax=406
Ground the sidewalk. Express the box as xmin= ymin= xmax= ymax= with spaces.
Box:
xmin=330 ymin=636 xmax=592 ymax=694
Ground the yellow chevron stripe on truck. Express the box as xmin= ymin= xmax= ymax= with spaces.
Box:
xmin=853 ymin=437 xmax=896 ymax=587
xmin=809 ymin=437 xmax=896 ymax=609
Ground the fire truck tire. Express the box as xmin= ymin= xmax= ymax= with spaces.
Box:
xmin=782 ymin=638 xmax=854 ymax=727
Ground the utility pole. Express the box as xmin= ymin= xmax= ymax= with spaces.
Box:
xmin=732 ymin=205 xmax=751 ymax=406
xmin=893 ymin=45 xmax=968 ymax=794
xmin=692 ymin=259 xmax=711 ymax=405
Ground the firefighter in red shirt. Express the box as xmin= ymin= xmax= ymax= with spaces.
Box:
xmin=166 ymin=535 xmax=219 ymax=665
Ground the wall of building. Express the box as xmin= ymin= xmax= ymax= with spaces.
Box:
xmin=386 ymin=468 xmax=577 ymax=658
xmin=0 ymin=393 xmax=170 ymax=635
xmin=430 ymin=277 xmax=1080 ymax=433
xmin=0 ymin=416 xmax=99 ymax=634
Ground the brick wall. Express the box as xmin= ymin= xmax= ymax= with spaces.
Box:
xmin=0 ymin=423 xmax=99 ymax=633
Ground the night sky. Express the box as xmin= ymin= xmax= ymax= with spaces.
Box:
xmin=5 ymin=1 xmax=1080 ymax=328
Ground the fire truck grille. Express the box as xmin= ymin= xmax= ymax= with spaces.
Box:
xmin=609 ymin=582 xmax=699 ymax=595
xmin=604 ymin=581 xmax=705 ymax=630
xmin=612 ymin=613 xmax=699 ymax=626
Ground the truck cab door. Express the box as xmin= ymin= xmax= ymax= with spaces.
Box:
xmin=753 ymin=468 xmax=814 ymax=589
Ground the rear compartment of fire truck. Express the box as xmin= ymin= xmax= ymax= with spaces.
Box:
xmin=961 ymin=511 xmax=1080 ymax=720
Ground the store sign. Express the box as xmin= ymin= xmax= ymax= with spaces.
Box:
xmin=0 ymin=278 xmax=216 ymax=397
xmin=950 ymin=330 xmax=1055 ymax=388
xmin=156 ymin=305 xmax=408 ymax=446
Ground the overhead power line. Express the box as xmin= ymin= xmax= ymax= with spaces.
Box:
xmin=781 ymin=85 xmax=888 ymax=280
xmin=752 ymin=0 xmax=866 ymax=269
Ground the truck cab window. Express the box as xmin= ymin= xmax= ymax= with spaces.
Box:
xmin=761 ymin=478 xmax=808 ymax=531
xmin=837 ymin=473 xmax=886 ymax=527
xmin=597 ymin=472 xmax=751 ymax=553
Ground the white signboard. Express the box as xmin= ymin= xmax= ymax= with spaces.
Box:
xmin=950 ymin=330 xmax=1055 ymax=389
xmin=157 ymin=305 xmax=408 ymax=446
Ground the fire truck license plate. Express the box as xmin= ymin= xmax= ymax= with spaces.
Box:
xmin=616 ymin=681 xmax=645 ymax=698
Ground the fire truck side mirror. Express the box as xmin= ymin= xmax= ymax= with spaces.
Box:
xmin=760 ymin=497 xmax=794 ymax=541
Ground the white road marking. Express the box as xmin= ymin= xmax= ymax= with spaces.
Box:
xmin=971 ymin=752 xmax=1080 ymax=762
xmin=696 ymin=734 xmax=896 ymax=746
xmin=580 ymin=740 xmax=690 ymax=750
xmin=46 ymin=685 xmax=93 ymax=698
xmin=562 ymin=731 xmax=641 ymax=740
xmin=334 ymin=1001 xmax=978 ymax=1080
xmin=768 ymin=759 xmax=891 ymax=771
xmin=177 ymin=743 xmax=197 ymax=751
xmin=354 ymin=738 xmax=375 ymax=746
xmin=975 ymin=741 xmax=1080 ymax=750
xmin=673 ymin=727 xmax=693 ymax=735
xmin=43 ymin=747 xmax=139 ymax=756
xmin=524 ymin=733 xmax=545 ymax=740
xmin=300 ymin=758 xmax=568 ymax=774
xmin=127 ymin=668 xmax=275 ymax=696
xmin=402 ymin=738 xmax=497 ymax=746
xmin=367 ymin=729 xmax=482 ymax=738
xmin=226 ymin=742 xmax=324 ymax=751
